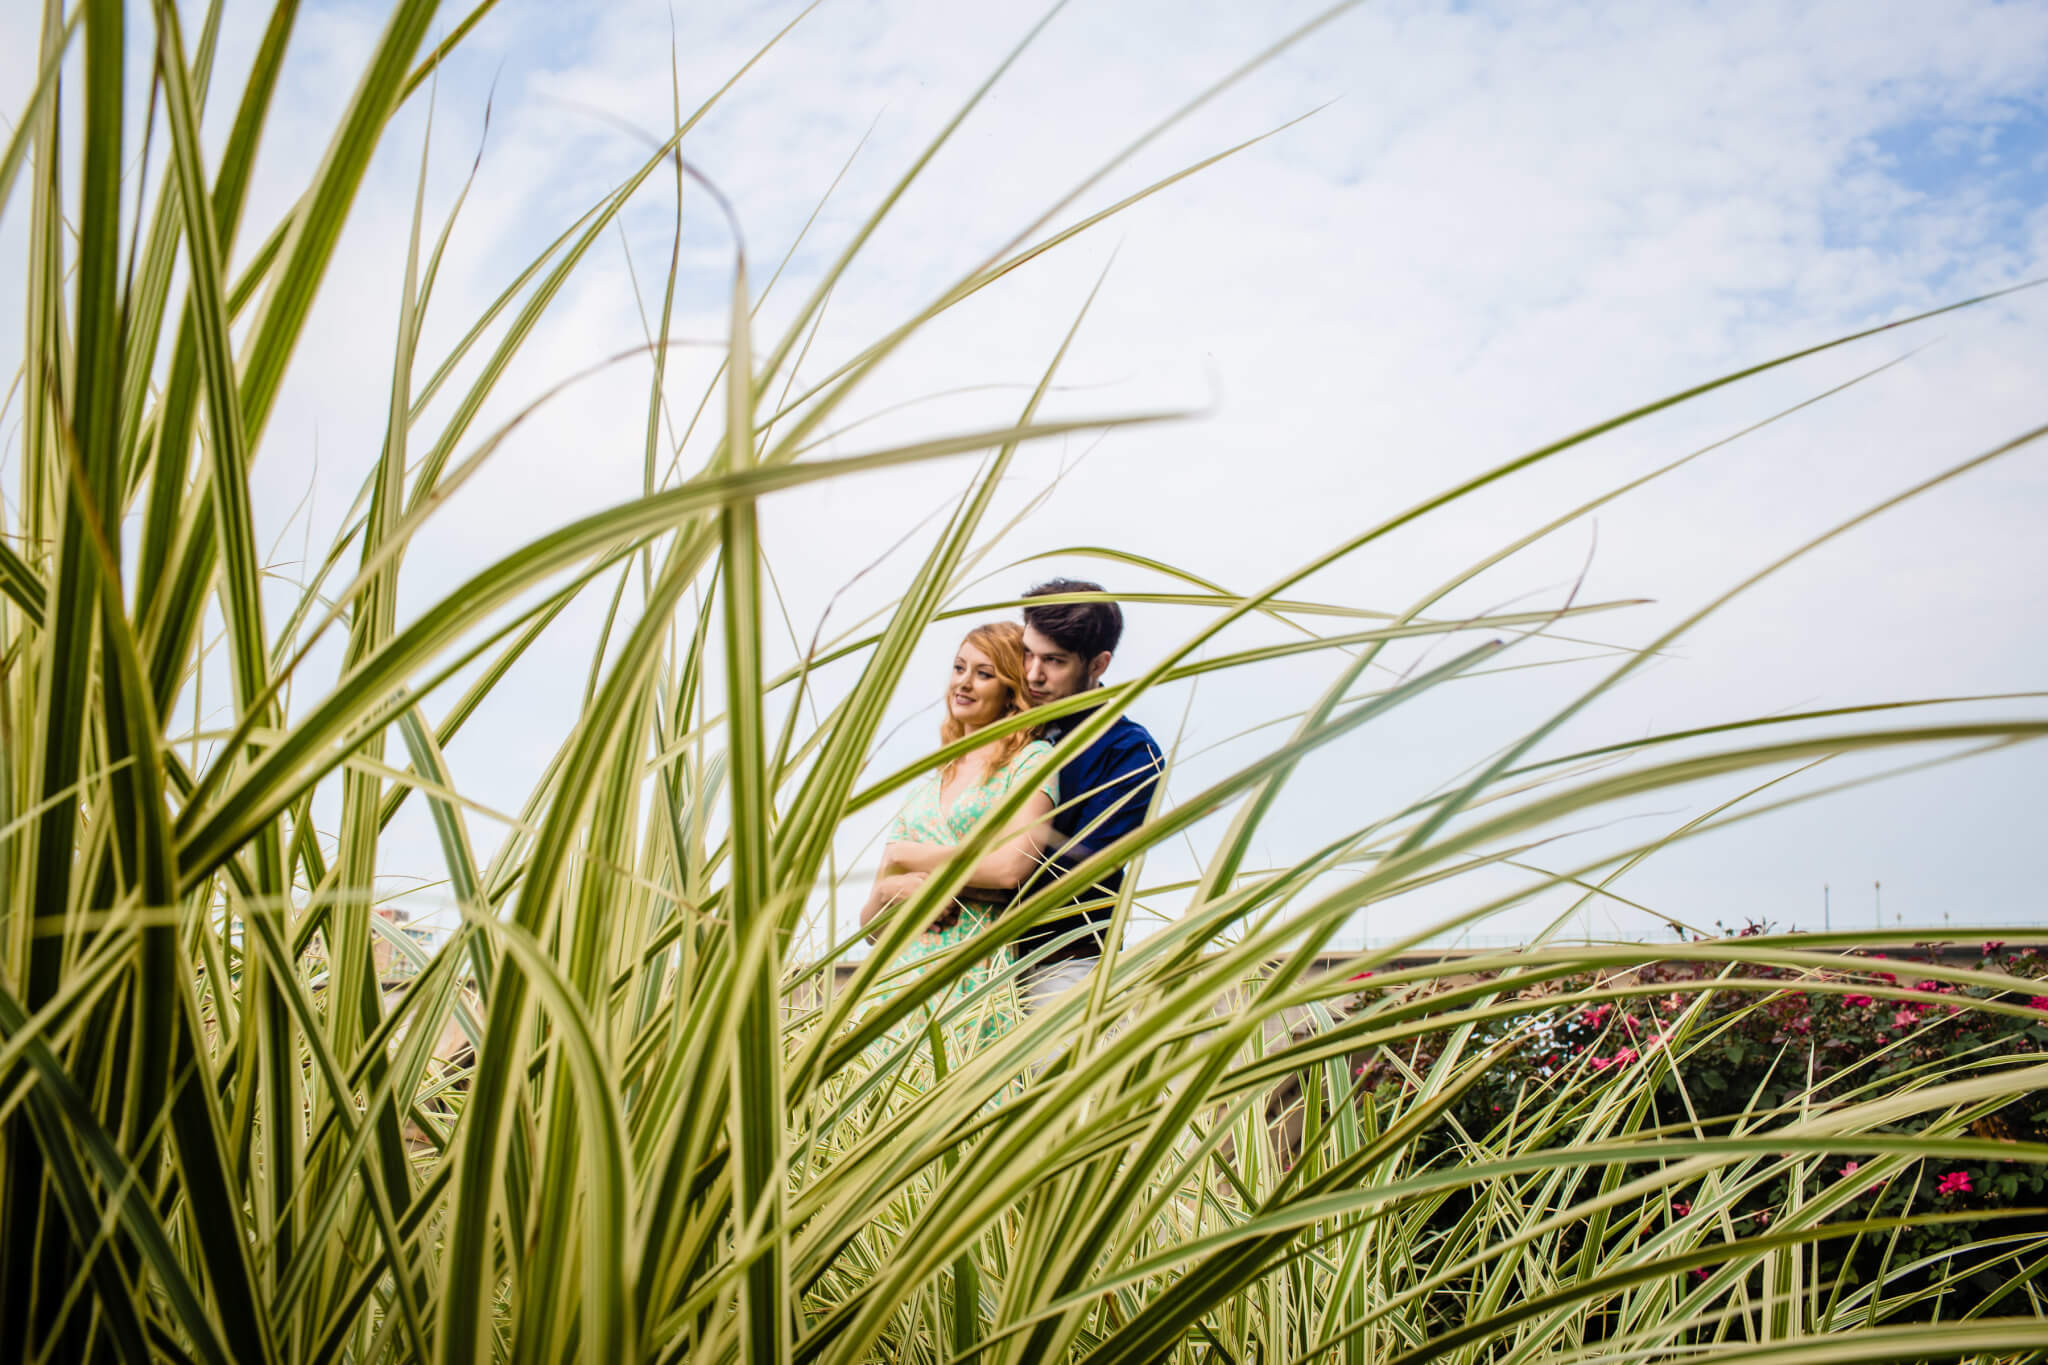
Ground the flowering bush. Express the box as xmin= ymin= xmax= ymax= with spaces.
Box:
xmin=1351 ymin=932 xmax=2048 ymax=1319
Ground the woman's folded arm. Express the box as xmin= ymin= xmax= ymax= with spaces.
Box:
xmin=885 ymin=789 xmax=1055 ymax=891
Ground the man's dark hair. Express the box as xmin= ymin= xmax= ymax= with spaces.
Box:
xmin=1022 ymin=578 xmax=1123 ymax=659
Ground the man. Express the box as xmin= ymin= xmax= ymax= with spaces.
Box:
xmin=1013 ymin=578 xmax=1166 ymax=1010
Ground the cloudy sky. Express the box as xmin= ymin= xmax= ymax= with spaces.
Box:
xmin=4 ymin=0 xmax=2046 ymax=949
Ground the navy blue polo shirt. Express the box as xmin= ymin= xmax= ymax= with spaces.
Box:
xmin=1016 ymin=698 xmax=1164 ymax=961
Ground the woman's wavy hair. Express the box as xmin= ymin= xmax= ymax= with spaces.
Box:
xmin=939 ymin=621 xmax=1039 ymax=781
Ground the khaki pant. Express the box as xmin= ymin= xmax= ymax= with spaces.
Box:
xmin=1020 ymin=955 xmax=1097 ymax=1015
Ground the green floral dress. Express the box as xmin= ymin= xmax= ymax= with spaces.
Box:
xmin=882 ymin=740 xmax=1057 ymax=1044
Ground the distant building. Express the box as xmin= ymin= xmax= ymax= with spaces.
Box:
xmin=371 ymin=906 xmax=438 ymax=982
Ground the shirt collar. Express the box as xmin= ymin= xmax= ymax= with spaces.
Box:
xmin=1041 ymin=686 xmax=1108 ymax=741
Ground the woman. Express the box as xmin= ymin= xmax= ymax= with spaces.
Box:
xmin=860 ymin=622 xmax=1057 ymax=1040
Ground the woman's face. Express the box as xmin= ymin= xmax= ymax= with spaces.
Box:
xmin=947 ymin=639 xmax=1011 ymax=731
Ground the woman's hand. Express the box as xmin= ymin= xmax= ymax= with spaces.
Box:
xmin=879 ymin=871 xmax=927 ymax=903
xmin=860 ymin=870 xmax=929 ymax=940
xmin=884 ymin=841 xmax=945 ymax=876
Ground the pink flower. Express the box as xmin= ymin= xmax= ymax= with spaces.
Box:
xmin=1842 ymin=1161 xmax=1860 ymax=1176
xmin=1984 ymin=941 xmax=2006 ymax=955
xmin=1672 ymin=1200 xmax=1692 ymax=1216
xmin=1589 ymin=1055 xmax=1615 ymax=1072
xmin=1581 ymin=1003 xmax=1614 ymax=1028
xmin=1843 ymin=994 xmax=1875 ymax=1008
xmin=2029 ymin=996 xmax=2048 ymax=1012
xmin=1893 ymin=1008 xmax=1920 ymax=1029
xmin=1936 ymin=1171 xmax=1973 ymax=1197
xmin=1612 ymin=1046 xmax=1639 ymax=1066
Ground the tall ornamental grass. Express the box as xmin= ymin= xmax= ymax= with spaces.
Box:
xmin=3 ymin=3 xmax=2045 ymax=1363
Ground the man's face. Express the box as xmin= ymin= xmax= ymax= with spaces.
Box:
xmin=1022 ymin=624 xmax=1111 ymax=705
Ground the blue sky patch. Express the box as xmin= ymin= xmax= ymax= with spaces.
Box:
xmin=1866 ymin=102 xmax=2048 ymax=212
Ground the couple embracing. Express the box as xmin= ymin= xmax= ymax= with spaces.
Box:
xmin=859 ymin=578 xmax=1165 ymax=1021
